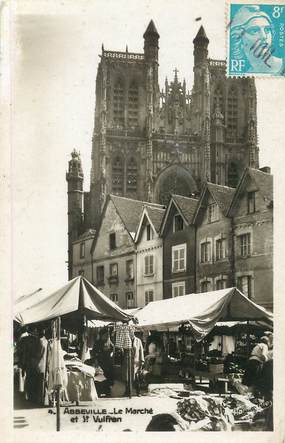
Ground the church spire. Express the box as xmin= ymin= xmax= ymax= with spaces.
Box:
xmin=66 ymin=150 xmax=84 ymax=280
xmin=143 ymin=19 xmax=160 ymax=62
xmin=143 ymin=19 xmax=160 ymax=39
xmin=193 ymin=25 xmax=209 ymax=65
xmin=193 ymin=25 xmax=209 ymax=44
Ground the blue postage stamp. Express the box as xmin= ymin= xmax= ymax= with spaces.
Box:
xmin=228 ymin=3 xmax=285 ymax=76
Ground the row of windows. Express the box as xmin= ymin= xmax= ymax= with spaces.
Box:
xmin=113 ymin=81 xmax=139 ymax=127
xmin=112 ymin=156 xmax=137 ymax=194
xmin=213 ymin=86 xmax=238 ymax=139
xmin=110 ymin=290 xmax=153 ymax=307
xmin=200 ymin=238 xmax=227 ymax=263
xmin=108 ymin=274 xmax=252 ymax=307
xmin=81 ymin=267 xmax=252 ymax=299
xmin=200 ymin=233 xmax=251 ymax=264
xmin=90 ymin=232 xmax=252 ymax=286
xmin=110 ymin=291 xmax=135 ymax=308
xmin=96 ymin=260 xmax=134 ymax=285
xmin=171 ymin=275 xmax=252 ymax=298
xmin=171 ymin=232 xmax=251 ymax=273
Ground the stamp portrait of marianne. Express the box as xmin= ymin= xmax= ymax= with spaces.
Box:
xmin=228 ymin=3 xmax=285 ymax=76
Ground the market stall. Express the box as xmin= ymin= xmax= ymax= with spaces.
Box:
xmin=133 ymin=287 xmax=271 ymax=381
xmin=134 ymin=287 xmax=272 ymax=336
xmin=15 ymin=275 xmax=133 ymax=327
xmin=128 ymin=288 xmax=273 ymax=430
xmin=14 ymin=276 xmax=134 ymax=430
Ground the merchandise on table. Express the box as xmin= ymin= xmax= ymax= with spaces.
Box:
xmin=176 ymin=395 xmax=233 ymax=431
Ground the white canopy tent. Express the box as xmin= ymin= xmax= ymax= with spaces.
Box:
xmin=14 ymin=276 xmax=133 ymax=331
xmin=134 ymin=288 xmax=273 ymax=341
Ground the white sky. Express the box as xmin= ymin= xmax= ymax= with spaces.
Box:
xmin=12 ymin=0 xmax=285 ymax=298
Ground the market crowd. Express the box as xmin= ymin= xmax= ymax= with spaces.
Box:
xmin=14 ymin=322 xmax=273 ymax=411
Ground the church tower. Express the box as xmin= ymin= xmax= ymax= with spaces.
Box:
xmin=66 ymin=150 xmax=84 ymax=279
xmin=89 ymin=20 xmax=160 ymax=228
xmin=87 ymin=21 xmax=259 ymax=223
xmin=66 ymin=19 xmax=260 ymax=276
xmin=192 ymin=26 xmax=211 ymax=182
xmin=143 ymin=20 xmax=160 ymax=201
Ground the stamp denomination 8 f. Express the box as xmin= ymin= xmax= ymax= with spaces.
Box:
xmin=228 ymin=3 xmax=285 ymax=76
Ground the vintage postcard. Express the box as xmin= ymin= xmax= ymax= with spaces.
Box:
xmin=2 ymin=0 xmax=285 ymax=442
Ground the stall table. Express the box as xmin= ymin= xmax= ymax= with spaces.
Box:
xmin=187 ymin=367 xmax=225 ymax=386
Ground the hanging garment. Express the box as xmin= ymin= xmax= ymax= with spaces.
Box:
xmin=222 ymin=336 xmax=235 ymax=355
xmin=114 ymin=324 xmax=134 ymax=349
xmin=37 ymin=336 xmax=48 ymax=374
xmin=80 ymin=331 xmax=90 ymax=362
xmin=209 ymin=336 xmax=221 ymax=351
xmin=47 ymin=339 xmax=68 ymax=393
xmin=132 ymin=336 xmax=145 ymax=373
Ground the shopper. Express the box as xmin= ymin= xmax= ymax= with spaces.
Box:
xmin=18 ymin=325 xmax=41 ymax=403
xmin=131 ymin=330 xmax=144 ymax=396
xmin=259 ymin=332 xmax=273 ymax=399
xmin=36 ymin=328 xmax=48 ymax=405
xmin=92 ymin=329 xmax=114 ymax=396
xmin=122 ymin=330 xmax=144 ymax=396
xmin=243 ymin=336 xmax=269 ymax=387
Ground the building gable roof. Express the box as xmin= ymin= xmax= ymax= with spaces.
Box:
xmin=160 ymin=194 xmax=198 ymax=236
xmin=111 ymin=195 xmax=164 ymax=234
xmin=207 ymin=183 xmax=236 ymax=215
xmin=91 ymin=195 xmax=164 ymax=255
xmin=172 ymin=194 xmax=199 ymax=223
xmin=193 ymin=182 xmax=235 ymax=223
xmin=228 ymin=168 xmax=273 ymax=215
xmin=247 ymin=168 xmax=273 ymax=203
xmin=135 ymin=206 xmax=166 ymax=243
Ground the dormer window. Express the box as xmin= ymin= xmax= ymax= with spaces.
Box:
xmin=247 ymin=191 xmax=256 ymax=214
xmin=173 ymin=214 xmax=184 ymax=232
xmin=146 ymin=224 xmax=153 ymax=241
xmin=109 ymin=233 xmax=116 ymax=250
xmin=208 ymin=203 xmax=219 ymax=223
xmin=80 ymin=242 xmax=85 ymax=259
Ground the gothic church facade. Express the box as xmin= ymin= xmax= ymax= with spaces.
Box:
xmin=67 ymin=20 xmax=259 ymax=278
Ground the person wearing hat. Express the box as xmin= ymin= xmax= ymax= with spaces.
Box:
xmin=243 ymin=336 xmax=269 ymax=387
xmin=264 ymin=331 xmax=273 ymax=358
xmin=230 ymin=5 xmax=283 ymax=74
xmin=91 ymin=329 xmax=114 ymax=396
xmin=260 ymin=331 xmax=273 ymax=400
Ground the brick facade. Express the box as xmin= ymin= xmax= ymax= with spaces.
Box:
xmin=161 ymin=196 xmax=197 ymax=299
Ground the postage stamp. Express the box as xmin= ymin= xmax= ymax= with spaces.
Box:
xmin=228 ymin=2 xmax=285 ymax=76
